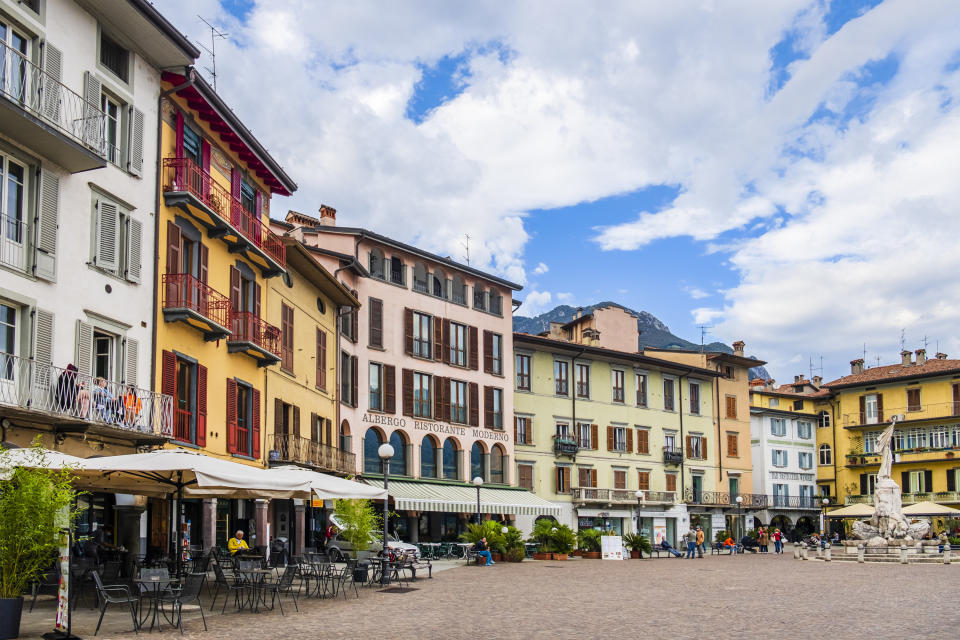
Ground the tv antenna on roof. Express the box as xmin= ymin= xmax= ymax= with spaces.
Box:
xmin=197 ymin=16 xmax=229 ymax=91
xmin=899 ymin=328 xmax=905 ymax=352
xmin=461 ymin=234 xmax=470 ymax=266
xmin=697 ymin=325 xmax=711 ymax=353
xmin=808 ymin=356 xmax=823 ymax=380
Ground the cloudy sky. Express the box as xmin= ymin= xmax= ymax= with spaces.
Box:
xmin=158 ymin=0 xmax=960 ymax=382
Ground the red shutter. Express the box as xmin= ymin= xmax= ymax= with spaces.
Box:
xmin=350 ymin=355 xmax=358 ymax=408
xmin=468 ymin=326 xmax=479 ymax=370
xmin=231 ymin=168 xmax=241 ymax=199
xmin=200 ymin=140 xmax=211 ymax=198
xmin=226 ymin=378 xmax=238 ymax=453
xmin=198 ymin=244 xmax=208 ymax=284
xmin=469 ymin=382 xmax=479 ymax=426
xmin=442 ymin=319 xmax=451 ymax=364
xmin=254 ymin=190 xmax=263 ymax=220
xmin=402 ymin=369 xmax=413 ymax=416
xmin=433 ymin=316 xmax=443 ymax=361
xmin=161 ymin=350 xmax=176 ymax=397
xmin=483 ymin=330 xmax=493 ymax=373
xmin=175 ymin=112 xmax=184 ymax=158
xmin=251 ymin=387 xmax=261 ymax=459
xmin=254 ymin=282 xmax=261 ymax=318
xmin=404 ymin=308 xmax=413 ymax=355
xmin=384 ymin=365 xmax=396 ymax=413
xmin=196 ymin=364 xmax=207 ymax=447
xmin=229 ymin=266 xmax=241 ymax=311
xmin=484 ymin=386 xmax=494 ymax=428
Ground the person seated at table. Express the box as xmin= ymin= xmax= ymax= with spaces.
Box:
xmin=473 ymin=536 xmax=494 ymax=566
xmin=228 ymin=530 xmax=249 ymax=555
xmin=723 ymin=536 xmax=737 ymax=553
xmin=660 ymin=539 xmax=682 ymax=557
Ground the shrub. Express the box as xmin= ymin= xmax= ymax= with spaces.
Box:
xmin=949 ymin=537 xmax=960 ymax=546
xmin=577 ymin=528 xmax=601 ymax=552
xmin=460 ymin=521 xmax=507 ymax=553
xmin=334 ymin=498 xmax=381 ymax=559
xmin=714 ymin=529 xmax=731 ymax=544
xmin=622 ymin=532 xmax=652 ymax=554
xmin=528 ymin=519 xmax=556 ymax=551
xmin=505 ymin=545 xmax=526 ymax=562
xmin=550 ymin=525 xmax=576 ymax=555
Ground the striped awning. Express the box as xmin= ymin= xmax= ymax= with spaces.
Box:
xmin=363 ymin=479 xmax=562 ymax=516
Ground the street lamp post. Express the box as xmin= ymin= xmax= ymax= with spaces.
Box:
xmin=473 ymin=476 xmax=484 ymax=525
xmin=821 ymin=498 xmax=830 ymax=545
xmin=635 ymin=490 xmax=646 ymax=558
xmin=735 ymin=495 xmax=744 ymax=541
xmin=378 ymin=443 xmax=394 ymax=586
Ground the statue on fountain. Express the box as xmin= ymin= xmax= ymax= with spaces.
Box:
xmin=852 ymin=415 xmax=930 ymax=543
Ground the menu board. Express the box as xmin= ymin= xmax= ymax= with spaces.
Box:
xmin=601 ymin=535 xmax=624 ymax=560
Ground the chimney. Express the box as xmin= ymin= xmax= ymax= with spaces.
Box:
xmin=915 ymin=349 xmax=926 ymax=365
xmin=850 ymin=358 xmax=864 ymax=375
xmin=319 ymin=204 xmax=337 ymax=226
xmin=812 ymin=375 xmax=822 ymax=387
xmin=285 ymin=209 xmax=320 ymax=228
xmin=732 ymin=340 xmax=745 ymax=357
xmin=936 ymin=352 xmax=948 ymax=360
xmin=766 ymin=379 xmax=775 ymax=389
xmin=900 ymin=350 xmax=912 ymax=366
xmin=794 ymin=375 xmax=801 ymax=383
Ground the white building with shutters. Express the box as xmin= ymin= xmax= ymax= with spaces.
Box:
xmin=0 ymin=0 xmax=197 ymax=470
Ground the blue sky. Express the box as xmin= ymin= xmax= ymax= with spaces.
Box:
xmin=167 ymin=0 xmax=960 ymax=381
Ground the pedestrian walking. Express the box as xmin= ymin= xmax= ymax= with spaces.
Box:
xmin=773 ymin=528 xmax=783 ymax=554
xmin=685 ymin=528 xmax=696 ymax=558
xmin=758 ymin=527 xmax=768 ymax=553
xmin=695 ymin=526 xmax=705 ymax=558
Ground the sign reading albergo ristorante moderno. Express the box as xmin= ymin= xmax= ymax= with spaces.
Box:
xmin=361 ymin=413 xmax=509 ymax=443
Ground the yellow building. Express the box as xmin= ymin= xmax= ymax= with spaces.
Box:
xmin=262 ymin=237 xmax=359 ymax=554
xmin=513 ymin=306 xmax=719 ymax=545
xmin=155 ymin=69 xmax=296 ymax=550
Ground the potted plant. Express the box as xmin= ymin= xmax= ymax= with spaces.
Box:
xmin=503 ymin=526 xmax=526 ymax=562
xmin=334 ymin=498 xmax=381 ymax=561
xmin=460 ymin=521 xmax=507 ymax=564
xmin=528 ymin=519 xmax=555 ymax=560
xmin=576 ymin=528 xmax=602 ymax=559
xmin=549 ymin=524 xmax=576 ymax=560
xmin=0 ymin=443 xmax=82 ymax=640
xmin=623 ymin=532 xmax=652 ymax=559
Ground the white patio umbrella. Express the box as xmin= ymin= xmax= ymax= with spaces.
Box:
xmin=902 ymin=501 xmax=960 ymax=517
xmin=0 ymin=446 xmax=85 ymax=480
xmin=265 ymin=465 xmax=387 ymax=501
xmin=825 ymin=503 xmax=875 ymax=518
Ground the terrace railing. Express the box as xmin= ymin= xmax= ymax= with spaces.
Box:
xmin=229 ymin=311 xmax=281 ymax=358
xmin=162 ymin=273 xmax=231 ymax=330
xmin=270 ymin=433 xmax=356 ymax=475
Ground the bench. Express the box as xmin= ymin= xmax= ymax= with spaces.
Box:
xmin=408 ymin=556 xmax=432 ymax=579
xmin=711 ymin=543 xmax=736 ymax=555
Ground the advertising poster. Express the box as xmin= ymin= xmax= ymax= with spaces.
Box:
xmin=653 ymin=522 xmax=667 ymax=546
xmin=601 ymin=535 xmax=624 ymax=560
xmin=54 ymin=529 xmax=69 ymax=632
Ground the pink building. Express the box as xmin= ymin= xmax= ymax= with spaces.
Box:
xmin=273 ymin=207 xmax=556 ymax=541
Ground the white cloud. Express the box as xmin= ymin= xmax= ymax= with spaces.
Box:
xmin=520 ymin=290 xmax=553 ymax=316
xmin=685 ymin=287 xmax=710 ymax=300
xmin=532 ymin=262 xmax=549 ymax=275
xmin=692 ymin=307 xmax=724 ymax=325
xmin=556 ymin=292 xmax=574 ymax=304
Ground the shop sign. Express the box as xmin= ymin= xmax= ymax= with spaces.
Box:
xmin=362 ymin=413 xmax=511 ymax=443
xmin=711 ymin=513 xmax=726 ymax=530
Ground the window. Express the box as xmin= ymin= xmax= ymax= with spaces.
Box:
xmin=864 ymin=431 xmax=879 ymax=454
xmin=340 ymin=351 xmax=354 ymax=406
xmin=413 ymin=312 xmax=432 ymax=359
xmin=166 ymin=352 xmax=206 ymax=446
xmin=92 ymin=195 xmax=142 ymax=282
xmin=819 ymin=444 xmax=832 ymax=466
xmin=0 ymin=154 xmax=27 ymax=272
xmin=793 ymin=399 xmax=804 ymax=411
xmin=554 ymin=361 xmax=569 ymax=395
xmin=518 ymin=464 xmax=534 ymax=491
xmin=368 ymin=248 xmax=385 ymax=279
xmin=931 ymin=426 xmax=950 ymax=449
xmin=612 ymin=370 xmax=624 ymax=403
xmin=689 ymin=382 xmax=700 ymax=415
xmin=389 ymin=256 xmax=405 ymax=285
xmin=769 ymin=397 xmax=779 ymax=407
xmin=234 ymin=382 xmax=252 ymax=457
xmin=450 ymin=379 xmax=467 ymax=424
xmin=724 ymin=395 xmax=737 ymax=419
xmin=420 ymin=436 xmax=437 ymax=478
xmin=101 ymin=94 xmax=121 ymax=166
xmin=800 ymin=485 xmax=815 ymax=503
xmin=729 ymin=477 xmax=740 ymax=499
xmin=903 ymin=427 xmax=927 ymax=450
xmin=555 ymin=466 xmax=571 ymax=493
xmin=576 ymin=422 xmax=593 ymax=449
xmin=516 ymin=354 xmax=531 ymax=390
xmin=93 ymin=330 xmax=116 ymax=381
xmin=613 ymin=469 xmax=626 ymax=490
xmin=442 ymin=438 xmax=459 ymax=479
xmin=368 ymin=298 xmax=383 ymax=348
xmin=413 ymin=372 xmax=432 ymax=418
xmin=490 ymin=445 xmax=505 ymax=484
xmin=797 ymin=421 xmax=813 ymax=439
xmin=100 ymin=32 xmax=129 ymax=82
xmin=280 ymin=303 xmax=294 ymax=372
xmin=818 ymin=410 xmax=830 ymax=428
xmin=665 ymin=473 xmax=677 ymax=492
xmin=863 ymin=393 xmax=879 ymax=424
xmin=907 ymin=388 xmax=921 ymax=412
xmin=636 ymin=373 xmax=647 ymax=406
xmin=664 ymin=432 xmax=676 ymax=450
xmin=663 ymin=378 xmax=675 ymax=411
xmin=771 ymin=449 xmax=787 ymax=468
xmin=721 ymin=365 xmax=734 ymax=379
xmin=798 ymin=451 xmax=813 ymax=470
xmin=688 ymin=435 xmax=703 ymax=460
xmin=636 ymin=428 xmax=649 ymax=454
xmin=516 ymin=416 xmax=531 ymax=445
xmin=449 ymin=322 xmax=467 ymax=366
xmin=773 ymin=484 xmax=789 ymax=506
xmin=490 ymin=333 xmax=503 ymax=375
xmin=576 ymin=363 xmax=590 ymax=398
xmin=239 ymin=179 xmax=255 ymax=215
xmin=906 ymin=470 xmax=928 ymax=493
xmin=637 ymin=470 xmax=650 ymax=491
xmin=726 ymin=433 xmax=738 ymax=457
xmin=363 ymin=428 xmax=383 ymax=474
xmin=388 ymin=431 xmax=407 ymax=475
xmin=611 ymin=426 xmax=627 ymax=452
xmin=486 ymin=387 xmax=503 ymax=429
xmin=0 ymin=303 xmax=16 ymax=380
xmin=555 ymin=422 xmax=570 ymax=438
xmin=369 ymin=363 xmax=383 ymax=411
xmin=770 ymin=418 xmax=787 ymax=437
xmin=471 ymin=442 xmax=485 ymax=481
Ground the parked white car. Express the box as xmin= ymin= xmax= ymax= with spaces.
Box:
xmin=325 ymin=530 xmax=420 ymax=562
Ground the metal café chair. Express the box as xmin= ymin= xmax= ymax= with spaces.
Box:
xmin=91 ymin=570 xmax=140 ymax=636
xmin=159 ymin=572 xmax=207 ymax=634
xmin=264 ymin=565 xmax=300 ymax=615
xmin=210 ymin=562 xmax=246 ymax=614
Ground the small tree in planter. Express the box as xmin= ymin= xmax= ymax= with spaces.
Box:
xmin=0 ymin=443 xmax=83 ymax=640
xmin=334 ymin=498 xmax=381 ymax=560
xmin=576 ymin=528 xmax=602 ymax=558
xmin=460 ymin=521 xmax=508 ymax=561
xmin=503 ymin=526 xmax=526 ymax=562
xmin=528 ymin=519 xmax=556 ymax=559
xmin=623 ymin=532 xmax=652 ymax=559
xmin=549 ymin=525 xmax=576 ymax=560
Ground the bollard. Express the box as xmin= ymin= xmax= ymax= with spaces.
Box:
xmin=857 ymin=544 xmax=865 ymax=563
xmin=900 ymin=544 xmax=908 ymax=564
xmin=944 ymin=546 xmax=952 ymax=565
xmin=825 ymin=543 xmax=831 ymax=562
xmin=801 ymin=543 xmax=808 ymax=560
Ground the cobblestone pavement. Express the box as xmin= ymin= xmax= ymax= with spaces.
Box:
xmin=19 ymin=552 xmax=960 ymax=640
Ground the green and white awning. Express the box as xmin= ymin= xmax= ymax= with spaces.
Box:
xmin=363 ymin=479 xmax=562 ymax=516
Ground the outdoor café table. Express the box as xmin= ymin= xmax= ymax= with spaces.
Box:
xmin=421 ymin=542 xmax=440 ymax=559
xmin=456 ymin=543 xmax=473 ymax=559
xmin=136 ymin=575 xmax=174 ymax=631
xmin=236 ymin=568 xmax=273 ymax=612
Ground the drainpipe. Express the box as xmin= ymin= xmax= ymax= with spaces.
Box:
xmin=831 ymin=397 xmax=839 ymax=500
xmin=715 ymin=362 xmax=723 ymax=486
xmin=570 ymin=347 xmax=586 ymax=495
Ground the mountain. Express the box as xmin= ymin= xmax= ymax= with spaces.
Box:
xmin=512 ymin=301 xmax=771 ymax=380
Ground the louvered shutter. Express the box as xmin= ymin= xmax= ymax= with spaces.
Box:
xmin=127 ymin=106 xmax=144 ymax=176
xmin=876 ymin=394 xmax=884 ymax=422
xmin=563 ymin=467 xmax=571 ymax=493
xmin=35 ymin=168 xmax=59 ymax=282
xmin=484 ymin=386 xmax=494 ymax=428
xmin=350 ymin=355 xmax=358 ymax=408
xmin=404 ymin=308 xmax=413 ymax=355
xmin=483 ymin=331 xmax=493 ymax=373
xmin=441 ymin=319 xmax=450 ymax=364
xmin=166 ymin=221 xmax=181 ymax=275
xmin=226 ymin=378 xmax=238 ymax=453
xmin=638 ymin=429 xmax=649 ymax=454
xmin=123 ymin=337 xmax=138 ymax=386
xmin=513 ymin=416 xmax=518 ymax=443
xmin=316 ymin=329 xmax=327 ymax=390
xmin=947 ymin=470 xmax=956 ymax=493
xmin=590 ymin=469 xmax=597 ymax=487
xmin=229 ymin=267 xmax=241 ymax=333
xmin=125 ymin=217 xmax=142 ymax=282
xmin=75 ymin=320 xmax=93 ymax=375
xmin=402 ymin=368 xmax=413 ymax=416
xmin=251 ymin=387 xmax=261 ymax=458
xmin=859 ymin=396 xmax=866 ymax=424
xmin=527 ymin=417 xmax=534 ymax=445
xmin=578 ymin=468 xmax=589 ymax=488
xmin=686 ymin=435 xmax=694 ymax=459
xmin=275 ymin=398 xmax=284 ymax=439
xmin=34 ymin=309 xmax=54 ymax=365
xmin=198 ymin=244 xmax=209 ymax=311
xmin=384 ymin=365 xmax=396 ymax=413
xmin=701 ymin=437 xmax=708 ymax=460
xmin=468 ymin=326 xmax=478 ymax=370
xmin=293 ymin=405 xmax=301 ymax=438
xmin=350 ymin=306 xmax=358 ymax=344
xmin=201 ymin=140 xmax=211 ymax=198
xmin=161 ymin=350 xmax=176 ymax=402
xmin=82 ymin=71 xmax=102 ymax=151
xmin=434 ymin=376 xmax=445 ymax=421
xmin=196 ymin=364 xmax=207 ymax=447
xmin=433 ymin=316 xmax=442 ymax=361
xmin=626 ymin=428 xmax=633 ymax=452
xmin=591 ymin=424 xmax=598 ymax=450
xmin=469 ymin=382 xmax=479 ymax=426
xmin=41 ymin=42 xmax=62 ymax=121
xmin=95 ymin=200 xmax=120 ymax=272
xmin=369 ymin=299 xmax=383 ymax=348
xmin=606 ymin=426 xmax=614 ymax=451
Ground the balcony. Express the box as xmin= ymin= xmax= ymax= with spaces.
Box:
xmin=573 ymin=488 xmax=677 ymax=505
xmin=0 ymin=352 xmax=172 ymax=445
xmin=161 ymin=157 xmax=286 ymax=276
xmin=227 ymin=311 xmax=281 ymax=366
xmin=846 ymin=492 xmax=960 ymax=505
xmin=269 ymin=433 xmax=356 ymax=476
xmin=663 ymin=446 xmax=683 ymax=465
xmin=841 ymin=400 xmax=960 ymax=428
xmin=412 ymin=278 xmax=429 ymax=294
xmin=0 ymin=40 xmax=106 ymax=172
xmin=554 ymin=435 xmax=578 ymax=457
xmin=161 ymin=274 xmax=231 ymax=341
xmin=682 ymin=489 xmax=822 ymax=510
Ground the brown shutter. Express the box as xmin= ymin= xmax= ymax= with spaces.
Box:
xmin=685 ymin=435 xmax=694 ymax=459
xmin=638 ymin=471 xmax=649 ymax=491
xmin=433 ymin=316 xmax=443 ymax=361
xmin=513 ymin=416 xmax=518 ymax=443
xmin=527 ymin=417 xmax=534 ymax=445
xmin=859 ymin=395 xmax=866 ymax=424
xmin=350 ymin=355 xmax=358 ymax=408
xmin=442 ymin=319 xmax=451 ymax=364
xmin=229 ymin=266 xmax=241 ymax=312
xmin=316 ymin=329 xmax=327 ymax=391
xmin=274 ymin=398 xmax=284 ymax=435
xmin=483 ymin=330 xmax=493 ymax=373
xmin=251 ymin=388 xmax=261 ymax=459
xmin=561 ymin=467 xmax=570 ymax=493
xmin=590 ymin=468 xmax=597 ymax=487
xmin=226 ymin=378 xmax=238 ymax=453
xmin=469 ymin=382 xmax=479 ymax=426
xmin=196 ymin=364 xmax=207 ymax=447
xmin=666 ymin=474 xmax=676 ymax=492
xmin=638 ymin=429 xmax=649 ymax=454
xmin=701 ymin=437 xmax=707 ymax=460
xmin=591 ymin=424 xmax=598 ymax=450
xmin=876 ymin=393 xmax=883 ymax=422
xmin=384 ymin=365 xmax=396 ymax=413
xmin=468 ymin=326 xmax=479 ymax=370
xmin=727 ymin=433 xmax=737 ymax=457
xmin=607 ymin=426 xmax=614 ymax=451
xmin=484 ymin=386 xmax=494 ymax=428
xmin=626 ymin=428 xmax=633 ymax=452
xmin=953 ymin=384 xmax=960 ymax=415
xmin=401 ymin=368 xmax=414 ymax=416
xmin=434 ymin=376 xmax=444 ymax=420
xmin=293 ymin=405 xmax=301 ymax=438
xmin=369 ymin=299 xmax=382 ymax=348
xmin=725 ymin=396 xmax=736 ymax=419
xmin=404 ymin=308 xmax=414 ymax=355
xmin=310 ymin=412 xmax=318 ymax=442
xmin=166 ymin=220 xmax=181 ymax=275
xmin=579 ymin=468 xmax=589 ymax=488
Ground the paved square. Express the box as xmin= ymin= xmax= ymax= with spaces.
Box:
xmin=19 ymin=553 xmax=960 ymax=639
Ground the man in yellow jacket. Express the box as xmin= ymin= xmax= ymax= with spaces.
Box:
xmin=228 ymin=529 xmax=249 ymax=555
xmin=695 ymin=526 xmax=705 ymax=558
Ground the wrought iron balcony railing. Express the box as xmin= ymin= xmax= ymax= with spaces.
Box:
xmin=0 ymin=352 xmax=172 ymax=437
xmin=554 ymin=435 xmax=578 ymax=457
xmin=270 ymin=433 xmax=356 ymax=475
xmin=663 ymin=446 xmax=684 ymax=464
xmin=682 ymin=489 xmax=823 ymax=510
xmin=228 ymin=311 xmax=281 ymax=359
xmin=573 ymin=488 xmax=677 ymax=504
xmin=842 ymin=400 xmax=960 ymax=428
xmin=162 ymin=273 xmax=231 ymax=332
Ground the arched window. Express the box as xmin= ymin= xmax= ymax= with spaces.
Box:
xmin=389 ymin=431 xmax=408 ymax=475
xmin=452 ymin=274 xmax=466 ymax=305
xmin=432 ymin=269 xmax=446 ymax=298
xmin=471 ymin=442 xmax=486 ymax=481
xmin=413 ymin=262 xmax=428 ymax=293
xmin=420 ymin=435 xmax=438 ymax=478
xmin=363 ymin=428 xmax=383 ymax=474
xmin=389 ymin=256 xmax=404 ymax=285
xmin=818 ymin=411 xmax=831 ymax=429
xmin=368 ymin=247 xmax=385 ymax=279
xmin=819 ymin=444 xmax=832 ymax=466
xmin=442 ymin=438 xmax=459 ymax=480
xmin=490 ymin=444 xmax=505 ymax=484
xmin=339 ymin=420 xmax=351 ymax=451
